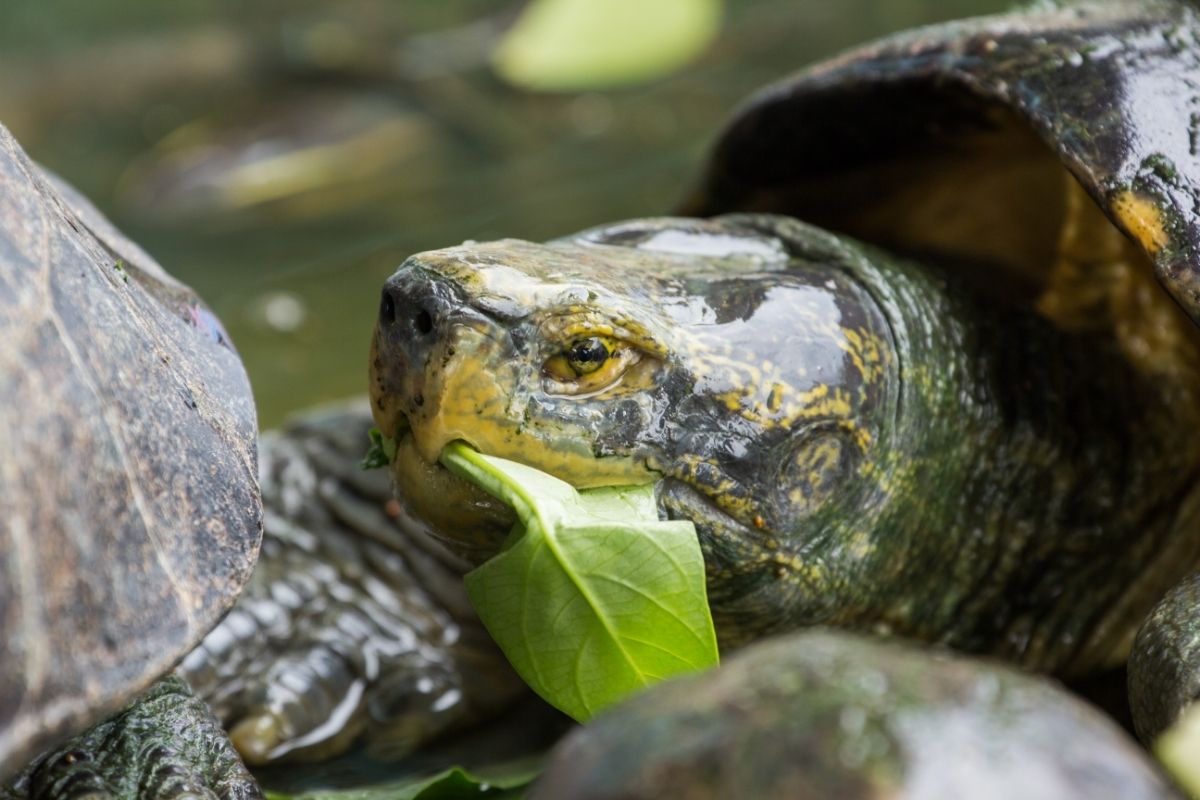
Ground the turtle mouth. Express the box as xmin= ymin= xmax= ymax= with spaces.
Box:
xmin=382 ymin=414 xmax=516 ymax=564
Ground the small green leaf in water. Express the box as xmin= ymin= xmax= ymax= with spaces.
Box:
xmin=263 ymin=763 xmax=538 ymax=800
xmin=440 ymin=442 xmax=719 ymax=722
xmin=360 ymin=427 xmax=397 ymax=470
xmin=493 ymin=0 xmax=722 ymax=92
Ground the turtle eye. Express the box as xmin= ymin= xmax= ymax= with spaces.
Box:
xmin=566 ymin=337 xmax=612 ymax=375
xmin=543 ymin=335 xmax=639 ymax=395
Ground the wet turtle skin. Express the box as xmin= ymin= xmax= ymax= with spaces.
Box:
xmin=371 ymin=0 xmax=1200 ymax=750
xmin=681 ymin=0 xmax=1200 ymax=741
xmin=371 ymin=213 xmax=1200 ymax=683
xmin=0 ymin=678 xmax=260 ymax=800
xmin=176 ymin=404 xmax=526 ymax=767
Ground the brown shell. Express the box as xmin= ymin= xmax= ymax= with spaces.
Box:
xmin=685 ymin=0 xmax=1200 ymax=328
xmin=0 ymin=124 xmax=261 ymax=777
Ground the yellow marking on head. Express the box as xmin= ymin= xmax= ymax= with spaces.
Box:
xmin=802 ymin=434 xmax=844 ymax=485
xmin=846 ymin=531 xmax=875 ymax=560
xmin=841 ymin=328 xmax=870 ymax=382
xmin=839 ymin=419 xmax=872 ymax=452
xmin=410 ymin=326 xmax=654 ymax=489
xmin=766 ymin=383 xmax=786 ymax=414
xmin=765 ymin=551 xmax=825 ymax=585
xmin=714 ymin=381 xmax=855 ymax=433
xmin=1112 ymin=189 xmax=1170 ymax=256
xmin=837 ymin=326 xmax=888 ymax=384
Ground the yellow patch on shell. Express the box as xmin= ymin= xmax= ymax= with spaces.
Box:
xmin=1038 ymin=178 xmax=1200 ymax=384
xmin=1111 ymin=189 xmax=1170 ymax=256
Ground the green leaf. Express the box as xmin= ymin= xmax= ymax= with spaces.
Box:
xmin=493 ymin=0 xmax=722 ymax=92
xmin=441 ymin=443 xmax=719 ymax=722
xmin=360 ymin=427 xmax=397 ymax=470
xmin=1156 ymin=703 xmax=1200 ymax=798
xmin=262 ymin=760 xmax=540 ymax=800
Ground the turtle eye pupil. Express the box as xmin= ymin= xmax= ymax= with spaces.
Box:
xmin=567 ymin=337 xmax=610 ymax=375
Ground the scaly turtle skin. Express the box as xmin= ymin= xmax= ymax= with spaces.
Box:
xmin=1 ymin=678 xmax=259 ymax=800
xmin=0 ymin=121 xmax=261 ymax=784
xmin=371 ymin=213 xmax=1200 ymax=687
xmin=370 ymin=0 xmax=1200 ymax=748
xmin=176 ymin=404 xmax=526 ymax=767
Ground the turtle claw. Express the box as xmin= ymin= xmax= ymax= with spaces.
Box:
xmin=218 ymin=648 xmax=366 ymax=765
xmin=227 ymin=714 xmax=284 ymax=767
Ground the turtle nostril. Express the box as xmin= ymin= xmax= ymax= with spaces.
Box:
xmin=415 ymin=309 xmax=433 ymax=335
xmin=380 ymin=291 xmax=397 ymax=326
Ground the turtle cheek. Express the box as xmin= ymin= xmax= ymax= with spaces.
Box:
xmin=407 ymin=325 xmax=532 ymax=464
xmin=772 ymin=427 xmax=863 ymax=528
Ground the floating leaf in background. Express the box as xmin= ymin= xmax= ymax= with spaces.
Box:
xmin=440 ymin=443 xmax=719 ymax=723
xmin=493 ymin=0 xmax=722 ymax=91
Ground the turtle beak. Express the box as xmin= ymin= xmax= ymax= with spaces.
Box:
xmin=369 ymin=262 xmax=519 ymax=561
xmin=369 ymin=327 xmax=407 ymax=441
xmin=371 ymin=264 xmax=479 ymax=453
xmin=370 ymin=265 xmax=448 ymax=443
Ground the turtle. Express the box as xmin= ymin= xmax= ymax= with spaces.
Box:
xmin=0 ymin=122 xmax=263 ymax=794
xmin=366 ymin=0 xmax=1200 ymax=783
xmin=9 ymin=0 xmax=1200 ymax=797
xmin=0 ymin=119 xmax=530 ymax=796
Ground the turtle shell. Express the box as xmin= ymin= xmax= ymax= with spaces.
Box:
xmin=685 ymin=0 xmax=1200 ymax=332
xmin=0 ymin=124 xmax=261 ymax=777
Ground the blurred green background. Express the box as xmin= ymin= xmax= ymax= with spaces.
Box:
xmin=0 ymin=0 xmax=1010 ymax=428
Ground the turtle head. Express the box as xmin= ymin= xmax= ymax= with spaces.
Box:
xmin=371 ymin=225 xmax=683 ymax=557
xmin=371 ymin=217 xmax=897 ymax=640
xmin=371 ymin=232 xmax=670 ymax=492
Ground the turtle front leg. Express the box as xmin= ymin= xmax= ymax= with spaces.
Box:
xmin=1129 ymin=572 xmax=1200 ymax=742
xmin=177 ymin=406 xmax=529 ymax=766
xmin=1 ymin=676 xmax=261 ymax=800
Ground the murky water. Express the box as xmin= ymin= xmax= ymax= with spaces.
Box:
xmin=0 ymin=0 xmax=1010 ymax=427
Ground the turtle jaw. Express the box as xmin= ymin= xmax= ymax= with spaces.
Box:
xmin=390 ymin=433 xmax=517 ymax=562
xmin=370 ymin=320 xmax=516 ymax=561
xmin=369 ymin=307 xmax=657 ymax=560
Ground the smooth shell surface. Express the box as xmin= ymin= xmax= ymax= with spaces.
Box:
xmin=533 ymin=630 xmax=1181 ymax=800
xmin=0 ymin=123 xmax=261 ymax=778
